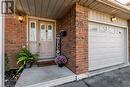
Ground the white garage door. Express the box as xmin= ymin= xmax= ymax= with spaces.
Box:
xmin=88 ymin=22 xmax=126 ymax=71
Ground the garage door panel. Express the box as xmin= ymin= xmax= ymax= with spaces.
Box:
xmin=89 ymin=57 xmax=124 ymax=70
xmin=89 ymin=56 xmax=124 ymax=61
xmin=89 ymin=36 xmax=123 ymax=42
xmin=89 ymin=44 xmax=124 ymax=48
xmin=89 ymin=59 xmax=123 ymax=67
xmin=89 ymin=58 xmax=123 ymax=66
xmin=88 ymin=22 xmax=126 ymax=71
xmin=89 ymin=54 xmax=124 ymax=60
xmin=89 ymin=48 xmax=123 ymax=55
xmin=89 ymin=61 xmax=123 ymax=71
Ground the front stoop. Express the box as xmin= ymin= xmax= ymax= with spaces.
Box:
xmin=36 ymin=58 xmax=56 ymax=67
xmin=15 ymin=65 xmax=76 ymax=87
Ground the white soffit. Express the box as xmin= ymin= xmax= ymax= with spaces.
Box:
xmin=16 ymin=0 xmax=130 ymax=19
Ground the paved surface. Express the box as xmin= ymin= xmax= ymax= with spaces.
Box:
xmin=15 ymin=65 xmax=75 ymax=87
xmin=57 ymin=66 xmax=130 ymax=87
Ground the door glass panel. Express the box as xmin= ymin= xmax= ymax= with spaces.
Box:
xmin=30 ymin=22 xmax=36 ymax=41
xmin=40 ymin=24 xmax=46 ymax=41
xmin=47 ymin=25 xmax=53 ymax=41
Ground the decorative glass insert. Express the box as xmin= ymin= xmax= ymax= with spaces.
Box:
xmin=40 ymin=24 xmax=46 ymax=41
xmin=47 ymin=25 xmax=53 ymax=41
xmin=30 ymin=22 xmax=36 ymax=41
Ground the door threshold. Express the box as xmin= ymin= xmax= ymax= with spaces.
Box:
xmin=36 ymin=58 xmax=56 ymax=67
xmin=37 ymin=58 xmax=55 ymax=62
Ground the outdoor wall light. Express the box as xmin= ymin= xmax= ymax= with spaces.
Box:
xmin=18 ymin=16 xmax=23 ymax=23
xmin=111 ymin=17 xmax=117 ymax=22
xmin=60 ymin=30 xmax=67 ymax=37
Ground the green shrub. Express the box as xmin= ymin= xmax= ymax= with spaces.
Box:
xmin=5 ymin=53 xmax=9 ymax=71
xmin=16 ymin=48 xmax=38 ymax=73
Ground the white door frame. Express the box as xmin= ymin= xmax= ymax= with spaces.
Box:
xmin=27 ymin=16 xmax=56 ymax=59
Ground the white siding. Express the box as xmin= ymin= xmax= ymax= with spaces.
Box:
xmin=88 ymin=9 xmax=127 ymax=27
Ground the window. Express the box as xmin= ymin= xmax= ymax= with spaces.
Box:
xmin=47 ymin=24 xmax=53 ymax=40
xmin=30 ymin=22 xmax=36 ymax=41
xmin=40 ymin=24 xmax=46 ymax=41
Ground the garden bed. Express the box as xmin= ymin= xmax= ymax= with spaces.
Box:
xmin=5 ymin=69 xmax=21 ymax=87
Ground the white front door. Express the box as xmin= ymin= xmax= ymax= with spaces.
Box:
xmin=29 ymin=20 xmax=55 ymax=59
xmin=88 ymin=22 xmax=126 ymax=71
xmin=39 ymin=22 xmax=55 ymax=59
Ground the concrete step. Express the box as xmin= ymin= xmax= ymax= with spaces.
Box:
xmin=36 ymin=58 xmax=56 ymax=67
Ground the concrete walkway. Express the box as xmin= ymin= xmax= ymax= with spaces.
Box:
xmin=15 ymin=65 xmax=75 ymax=87
xmin=57 ymin=66 xmax=130 ymax=87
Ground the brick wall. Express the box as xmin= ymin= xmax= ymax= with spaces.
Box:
xmin=5 ymin=16 xmax=26 ymax=68
xmin=57 ymin=4 xmax=88 ymax=74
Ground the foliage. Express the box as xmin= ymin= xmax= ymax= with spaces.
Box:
xmin=5 ymin=53 xmax=10 ymax=71
xmin=55 ymin=55 xmax=67 ymax=66
xmin=16 ymin=48 xmax=38 ymax=73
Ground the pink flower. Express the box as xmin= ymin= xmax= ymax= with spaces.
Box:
xmin=55 ymin=55 xmax=67 ymax=65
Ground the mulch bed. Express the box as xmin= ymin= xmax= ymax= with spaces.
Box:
xmin=5 ymin=69 xmax=21 ymax=87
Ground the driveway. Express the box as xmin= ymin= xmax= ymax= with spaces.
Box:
xmin=57 ymin=66 xmax=130 ymax=87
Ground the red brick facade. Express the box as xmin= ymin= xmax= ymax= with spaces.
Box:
xmin=5 ymin=16 xmax=27 ymax=68
xmin=5 ymin=4 xmax=88 ymax=74
xmin=57 ymin=4 xmax=88 ymax=74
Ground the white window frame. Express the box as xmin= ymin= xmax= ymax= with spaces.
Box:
xmin=47 ymin=23 xmax=53 ymax=41
xmin=29 ymin=21 xmax=37 ymax=41
xmin=40 ymin=23 xmax=46 ymax=41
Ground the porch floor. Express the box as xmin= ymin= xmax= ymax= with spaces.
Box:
xmin=15 ymin=65 xmax=76 ymax=87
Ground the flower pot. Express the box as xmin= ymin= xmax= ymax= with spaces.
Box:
xmin=25 ymin=62 xmax=32 ymax=68
xmin=58 ymin=63 xmax=64 ymax=67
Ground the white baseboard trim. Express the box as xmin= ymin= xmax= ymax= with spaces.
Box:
xmin=76 ymin=73 xmax=88 ymax=80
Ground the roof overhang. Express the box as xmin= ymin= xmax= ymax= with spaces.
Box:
xmin=16 ymin=0 xmax=130 ymax=20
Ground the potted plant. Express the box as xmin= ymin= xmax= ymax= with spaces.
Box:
xmin=55 ymin=55 xmax=67 ymax=67
xmin=16 ymin=48 xmax=38 ymax=73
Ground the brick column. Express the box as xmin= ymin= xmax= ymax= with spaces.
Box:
xmin=57 ymin=4 xmax=88 ymax=74
xmin=75 ymin=4 xmax=88 ymax=74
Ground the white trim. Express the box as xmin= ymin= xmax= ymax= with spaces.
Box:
xmin=29 ymin=21 xmax=37 ymax=41
xmin=88 ymin=19 xmax=128 ymax=28
xmin=39 ymin=23 xmax=46 ymax=41
xmin=27 ymin=17 xmax=56 ymax=59
xmin=76 ymin=73 xmax=88 ymax=80
xmin=28 ymin=16 xmax=56 ymax=22
xmin=26 ymin=16 xmax=29 ymax=47
xmin=96 ymin=0 xmax=130 ymax=13
xmin=124 ymin=27 xmax=129 ymax=64
xmin=47 ymin=23 xmax=54 ymax=41
xmin=126 ymin=27 xmax=129 ymax=63
xmin=88 ymin=21 xmax=129 ymax=72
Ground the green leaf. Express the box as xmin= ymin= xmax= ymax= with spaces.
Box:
xmin=17 ymin=65 xmax=24 ymax=73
